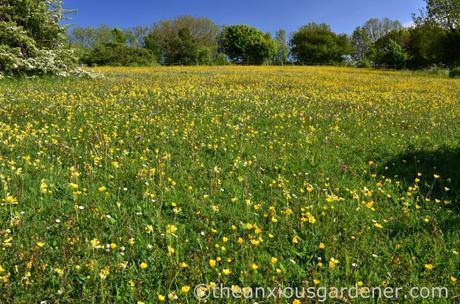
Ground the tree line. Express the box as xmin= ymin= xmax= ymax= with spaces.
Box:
xmin=67 ymin=0 xmax=459 ymax=70
xmin=1 ymin=0 xmax=459 ymax=78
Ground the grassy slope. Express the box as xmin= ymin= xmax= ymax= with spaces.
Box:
xmin=0 ymin=66 xmax=459 ymax=303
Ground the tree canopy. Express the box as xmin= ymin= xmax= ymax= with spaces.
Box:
xmin=145 ymin=16 xmax=219 ymax=65
xmin=290 ymin=23 xmax=351 ymax=64
xmin=2 ymin=0 xmax=458 ymax=73
xmin=414 ymin=0 xmax=460 ymax=30
xmin=219 ymin=25 xmax=277 ymax=65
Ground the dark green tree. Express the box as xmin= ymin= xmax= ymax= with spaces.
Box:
xmin=411 ymin=0 xmax=460 ymax=67
xmin=407 ymin=24 xmax=446 ymax=67
xmin=414 ymin=0 xmax=460 ymax=30
xmin=375 ymin=39 xmax=410 ymax=68
xmin=219 ymin=25 xmax=277 ymax=65
xmin=145 ymin=16 xmax=219 ymax=65
xmin=175 ymin=28 xmax=198 ymax=65
xmin=290 ymin=23 xmax=351 ymax=64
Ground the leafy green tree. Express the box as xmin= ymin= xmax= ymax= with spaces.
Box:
xmin=145 ymin=16 xmax=219 ymax=65
xmin=351 ymin=18 xmax=402 ymax=66
xmin=407 ymin=24 xmax=446 ymax=67
xmin=290 ymin=23 xmax=351 ymax=64
xmin=361 ymin=18 xmax=403 ymax=43
xmin=351 ymin=26 xmax=375 ymax=65
xmin=411 ymin=0 xmax=460 ymax=67
xmin=375 ymin=39 xmax=410 ymax=68
xmin=443 ymin=29 xmax=460 ymax=65
xmin=175 ymin=28 xmax=198 ymax=65
xmin=68 ymin=26 xmax=113 ymax=48
xmin=0 ymin=0 xmax=82 ymax=77
xmin=124 ymin=26 xmax=150 ymax=47
xmin=219 ymin=25 xmax=277 ymax=65
xmin=373 ymin=29 xmax=410 ymax=68
xmin=274 ymin=29 xmax=288 ymax=65
xmin=111 ymin=28 xmax=127 ymax=44
xmin=375 ymin=29 xmax=410 ymax=50
xmin=414 ymin=0 xmax=460 ymax=30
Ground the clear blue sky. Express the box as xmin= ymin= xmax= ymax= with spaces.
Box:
xmin=64 ymin=0 xmax=424 ymax=34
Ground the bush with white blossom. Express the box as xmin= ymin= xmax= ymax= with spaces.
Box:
xmin=0 ymin=0 xmax=88 ymax=78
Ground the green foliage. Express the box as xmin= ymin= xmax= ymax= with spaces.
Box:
xmin=450 ymin=66 xmax=460 ymax=77
xmin=274 ymin=29 xmax=288 ymax=65
xmin=219 ymin=25 xmax=277 ymax=65
xmin=375 ymin=39 xmax=410 ymax=68
xmin=81 ymin=43 xmax=156 ymax=66
xmin=111 ymin=28 xmax=127 ymax=44
xmin=213 ymin=53 xmax=229 ymax=65
xmin=290 ymin=23 xmax=352 ymax=64
xmin=174 ymin=28 xmax=199 ymax=65
xmin=443 ymin=29 xmax=460 ymax=66
xmin=0 ymin=0 xmax=84 ymax=77
xmin=0 ymin=0 xmax=65 ymax=49
xmin=68 ymin=25 xmax=114 ymax=48
xmin=145 ymin=16 xmax=219 ymax=65
xmin=351 ymin=27 xmax=374 ymax=65
xmin=351 ymin=18 xmax=402 ymax=66
xmin=409 ymin=0 xmax=460 ymax=68
xmin=351 ymin=11 xmax=458 ymax=69
xmin=414 ymin=0 xmax=460 ymax=30
xmin=407 ymin=25 xmax=447 ymax=67
xmin=374 ymin=29 xmax=410 ymax=53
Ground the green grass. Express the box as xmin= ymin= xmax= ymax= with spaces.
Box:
xmin=0 ymin=66 xmax=459 ymax=303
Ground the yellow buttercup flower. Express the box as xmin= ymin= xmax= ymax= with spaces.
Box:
xmin=139 ymin=262 xmax=148 ymax=270
xmin=166 ymin=224 xmax=178 ymax=234
xmin=157 ymin=294 xmax=165 ymax=302
xmin=222 ymin=268 xmax=232 ymax=275
xmin=181 ymin=285 xmax=191 ymax=293
xmin=209 ymin=259 xmax=217 ymax=268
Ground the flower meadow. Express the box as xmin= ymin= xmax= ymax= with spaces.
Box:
xmin=0 ymin=66 xmax=459 ymax=303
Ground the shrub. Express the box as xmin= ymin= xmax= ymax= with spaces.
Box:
xmin=81 ymin=43 xmax=157 ymax=66
xmin=422 ymin=65 xmax=450 ymax=77
xmin=0 ymin=0 xmax=86 ymax=78
xmin=450 ymin=67 xmax=460 ymax=78
xmin=375 ymin=39 xmax=410 ymax=69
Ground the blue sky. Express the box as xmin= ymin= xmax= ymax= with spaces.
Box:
xmin=64 ymin=0 xmax=424 ymax=34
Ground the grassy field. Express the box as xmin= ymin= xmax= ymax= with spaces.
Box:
xmin=0 ymin=66 xmax=459 ymax=303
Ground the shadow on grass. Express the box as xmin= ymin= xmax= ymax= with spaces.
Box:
xmin=381 ymin=147 xmax=460 ymax=234
xmin=382 ymin=147 xmax=460 ymax=211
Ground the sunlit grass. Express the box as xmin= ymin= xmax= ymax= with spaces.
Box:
xmin=0 ymin=66 xmax=459 ymax=303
